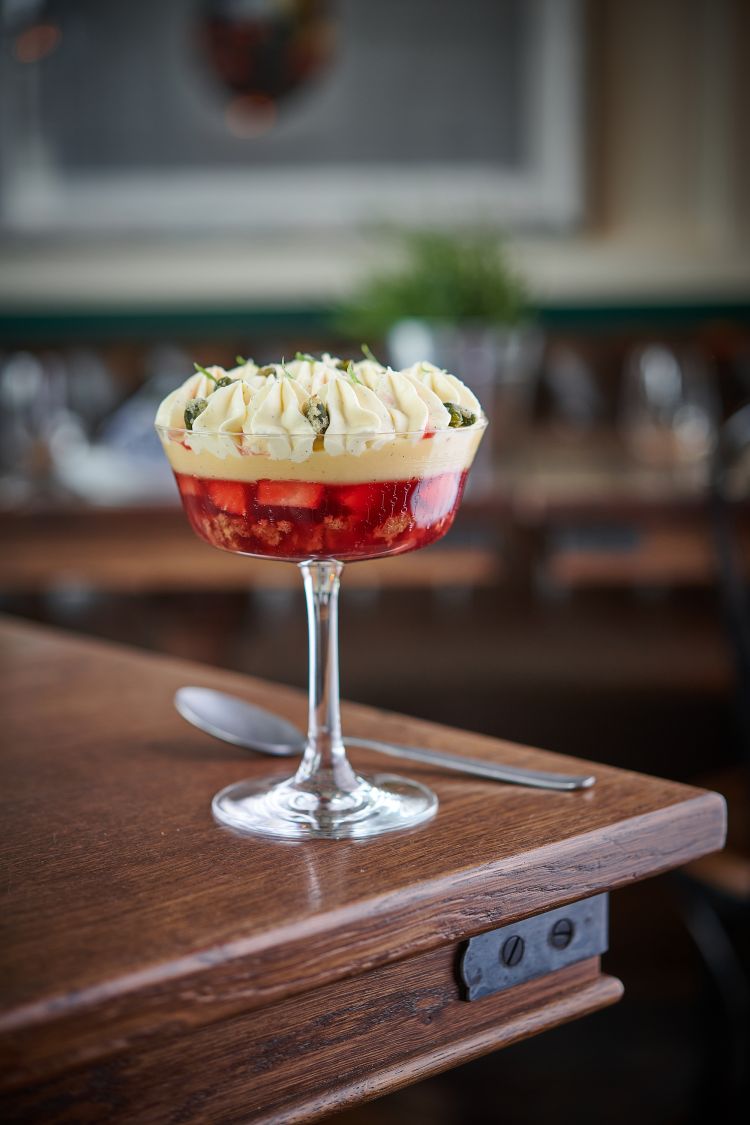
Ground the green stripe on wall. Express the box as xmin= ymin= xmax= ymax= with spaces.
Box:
xmin=0 ymin=301 xmax=747 ymax=344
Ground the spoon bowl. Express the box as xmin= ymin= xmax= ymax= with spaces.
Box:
xmin=176 ymin=688 xmax=302 ymax=757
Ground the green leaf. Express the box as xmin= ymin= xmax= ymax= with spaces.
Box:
xmin=361 ymin=343 xmax=380 ymax=364
xmin=193 ymin=362 xmax=218 ymax=383
xmin=334 ymin=229 xmax=531 ymax=340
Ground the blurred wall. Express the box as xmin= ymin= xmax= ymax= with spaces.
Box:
xmin=0 ymin=0 xmax=748 ymax=313
xmin=592 ymin=0 xmax=750 ymax=249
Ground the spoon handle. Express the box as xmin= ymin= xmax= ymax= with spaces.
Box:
xmin=345 ymin=736 xmax=595 ymax=791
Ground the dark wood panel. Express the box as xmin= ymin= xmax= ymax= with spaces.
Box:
xmin=544 ymin=524 xmax=750 ymax=588
xmin=1 ymin=954 xmax=621 ymax=1125
xmin=0 ymin=508 xmax=500 ymax=592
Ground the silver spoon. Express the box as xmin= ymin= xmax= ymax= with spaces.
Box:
xmin=175 ymin=687 xmax=596 ymax=792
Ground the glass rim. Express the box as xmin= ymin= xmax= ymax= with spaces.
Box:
xmin=155 ymin=417 xmax=488 ymax=440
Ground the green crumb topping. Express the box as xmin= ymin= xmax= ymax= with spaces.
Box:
xmin=257 ymin=364 xmax=276 ymax=378
xmin=184 ymin=398 xmax=208 ymax=429
xmin=444 ymin=402 xmax=477 ymax=428
xmin=303 ymin=395 xmax=330 ymax=435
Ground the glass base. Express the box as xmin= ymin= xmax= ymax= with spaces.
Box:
xmin=212 ymin=772 xmax=438 ymax=840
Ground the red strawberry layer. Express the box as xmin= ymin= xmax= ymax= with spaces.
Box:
xmin=174 ymin=471 xmax=467 ymax=562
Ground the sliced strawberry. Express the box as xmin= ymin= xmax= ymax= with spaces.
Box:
xmin=336 ymin=482 xmax=377 ymax=516
xmin=177 ymin=474 xmax=201 ymax=497
xmin=257 ymin=480 xmax=324 ymax=509
xmin=207 ymin=480 xmax=248 ymax=516
xmin=410 ymin=474 xmax=459 ymax=523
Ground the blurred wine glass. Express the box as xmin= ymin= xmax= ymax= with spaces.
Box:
xmin=0 ymin=351 xmax=70 ymax=503
xmin=619 ymin=344 xmax=719 ymax=468
xmin=543 ymin=343 xmax=604 ymax=439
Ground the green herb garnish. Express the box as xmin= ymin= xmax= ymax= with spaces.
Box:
xmin=303 ymin=395 xmax=330 ymax=435
xmin=184 ymin=398 xmax=208 ymax=430
xmin=361 ymin=343 xmax=380 ymax=364
xmin=295 ymin=351 xmax=316 ymax=362
xmin=346 ymin=361 xmax=361 ymax=385
xmin=194 ymin=362 xmax=217 ymax=382
xmin=235 ymin=355 xmax=252 ymax=366
xmin=257 ymin=364 xmax=276 ymax=378
xmin=194 ymin=362 xmax=234 ymax=390
xmin=444 ymin=402 xmax=477 ymax=428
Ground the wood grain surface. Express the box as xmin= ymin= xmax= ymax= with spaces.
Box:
xmin=0 ymin=617 xmax=725 ymax=1093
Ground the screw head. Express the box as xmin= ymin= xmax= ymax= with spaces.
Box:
xmin=550 ymin=918 xmax=574 ymax=950
xmin=500 ymin=934 xmax=524 ymax=967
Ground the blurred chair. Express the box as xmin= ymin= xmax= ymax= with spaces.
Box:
xmin=676 ymin=402 xmax=750 ymax=1122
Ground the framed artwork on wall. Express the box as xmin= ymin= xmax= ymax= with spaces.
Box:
xmin=0 ymin=0 xmax=584 ymax=236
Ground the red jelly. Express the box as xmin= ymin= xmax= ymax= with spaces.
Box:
xmin=174 ymin=470 xmax=468 ymax=562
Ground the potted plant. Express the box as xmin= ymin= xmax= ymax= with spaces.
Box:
xmin=336 ymin=230 xmax=543 ymax=461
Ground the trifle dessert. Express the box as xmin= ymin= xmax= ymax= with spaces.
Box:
xmin=156 ymin=350 xmax=486 ymax=841
xmin=156 ymin=352 xmax=485 ymax=563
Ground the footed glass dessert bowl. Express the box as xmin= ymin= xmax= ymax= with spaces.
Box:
xmin=156 ymin=352 xmax=486 ymax=839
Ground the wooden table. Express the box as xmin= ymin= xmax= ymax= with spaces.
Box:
xmin=0 ymin=618 xmax=726 ymax=1124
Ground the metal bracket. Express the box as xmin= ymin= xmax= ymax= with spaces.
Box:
xmin=459 ymin=894 xmax=609 ymax=1001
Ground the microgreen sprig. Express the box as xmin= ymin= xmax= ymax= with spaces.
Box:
xmin=193 ymin=362 xmax=234 ymax=389
xmin=194 ymin=361 xmax=217 ymax=382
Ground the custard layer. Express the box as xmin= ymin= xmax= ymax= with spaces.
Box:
xmin=160 ymin=427 xmax=484 ymax=484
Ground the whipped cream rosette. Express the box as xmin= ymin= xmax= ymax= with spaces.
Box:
xmin=156 ymin=354 xmax=485 ymax=486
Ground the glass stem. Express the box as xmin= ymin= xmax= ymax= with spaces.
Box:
xmin=295 ymin=560 xmax=359 ymax=795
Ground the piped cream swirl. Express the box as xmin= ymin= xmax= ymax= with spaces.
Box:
xmin=156 ymin=356 xmax=483 ymax=462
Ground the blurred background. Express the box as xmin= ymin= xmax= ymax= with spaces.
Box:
xmin=1 ymin=1 xmax=749 ymax=1122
